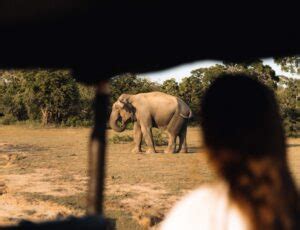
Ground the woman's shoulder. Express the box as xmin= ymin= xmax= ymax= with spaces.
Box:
xmin=160 ymin=182 xmax=229 ymax=230
xmin=175 ymin=182 xmax=227 ymax=208
xmin=160 ymin=181 xmax=248 ymax=230
xmin=171 ymin=181 xmax=229 ymax=209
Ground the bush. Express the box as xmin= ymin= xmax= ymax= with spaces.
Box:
xmin=126 ymin=122 xmax=134 ymax=130
xmin=140 ymin=129 xmax=168 ymax=146
xmin=283 ymin=119 xmax=300 ymax=138
xmin=109 ymin=129 xmax=168 ymax=146
xmin=109 ymin=134 xmax=134 ymax=144
xmin=152 ymin=129 xmax=168 ymax=146
xmin=64 ymin=117 xmax=80 ymax=127
xmin=64 ymin=116 xmax=93 ymax=127
xmin=0 ymin=114 xmax=17 ymax=125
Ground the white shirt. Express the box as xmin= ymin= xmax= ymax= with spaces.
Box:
xmin=161 ymin=182 xmax=248 ymax=230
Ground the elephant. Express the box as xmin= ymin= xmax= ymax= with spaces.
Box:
xmin=109 ymin=92 xmax=192 ymax=154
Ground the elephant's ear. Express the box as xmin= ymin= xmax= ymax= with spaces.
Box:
xmin=118 ymin=94 xmax=135 ymax=113
xmin=118 ymin=94 xmax=131 ymax=104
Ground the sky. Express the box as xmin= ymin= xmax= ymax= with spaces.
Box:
xmin=139 ymin=58 xmax=300 ymax=83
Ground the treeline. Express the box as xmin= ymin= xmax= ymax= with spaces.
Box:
xmin=0 ymin=70 xmax=94 ymax=126
xmin=110 ymin=61 xmax=299 ymax=137
xmin=0 ymin=59 xmax=299 ymax=137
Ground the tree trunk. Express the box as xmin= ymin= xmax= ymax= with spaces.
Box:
xmin=41 ymin=108 xmax=49 ymax=125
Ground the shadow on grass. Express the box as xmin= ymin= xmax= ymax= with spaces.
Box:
xmin=21 ymin=192 xmax=86 ymax=211
xmin=186 ymin=146 xmax=205 ymax=154
xmin=135 ymin=145 xmax=205 ymax=154
xmin=21 ymin=192 xmax=142 ymax=230
xmin=288 ymin=144 xmax=300 ymax=148
xmin=0 ymin=144 xmax=48 ymax=154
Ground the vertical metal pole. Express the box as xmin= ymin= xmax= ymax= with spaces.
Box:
xmin=87 ymin=81 xmax=109 ymax=215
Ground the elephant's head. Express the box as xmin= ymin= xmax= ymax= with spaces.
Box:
xmin=109 ymin=94 xmax=135 ymax=132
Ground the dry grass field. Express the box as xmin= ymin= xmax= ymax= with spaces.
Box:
xmin=0 ymin=125 xmax=299 ymax=229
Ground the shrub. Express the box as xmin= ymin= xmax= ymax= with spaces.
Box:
xmin=64 ymin=116 xmax=93 ymax=127
xmin=109 ymin=129 xmax=168 ymax=146
xmin=126 ymin=122 xmax=134 ymax=130
xmin=109 ymin=134 xmax=134 ymax=144
xmin=65 ymin=116 xmax=80 ymax=127
xmin=0 ymin=114 xmax=17 ymax=125
xmin=152 ymin=129 xmax=168 ymax=146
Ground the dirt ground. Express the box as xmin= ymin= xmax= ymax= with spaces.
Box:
xmin=0 ymin=126 xmax=299 ymax=229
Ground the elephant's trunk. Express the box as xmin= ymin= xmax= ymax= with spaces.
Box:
xmin=109 ymin=110 xmax=126 ymax=132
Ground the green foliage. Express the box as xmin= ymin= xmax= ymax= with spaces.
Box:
xmin=0 ymin=114 xmax=17 ymax=125
xmin=179 ymin=75 xmax=203 ymax=120
xmin=277 ymin=77 xmax=299 ymax=137
xmin=190 ymin=64 xmax=227 ymax=90
xmin=161 ymin=78 xmax=179 ymax=96
xmin=0 ymin=69 xmax=87 ymax=126
xmin=77 ymin=84 xmax=95 ymax=122
xmin=0 ymin=71 xmax=28 ymax=120
xmin=222 ymin=61 xmax=278 ymax=89
xmin=63 ymin=116 xmax=93 ymax=127
xmin=0 ymin=60 xmax=298 ymax=137
xmin=274 ymin=56 xmax=300 ymax=74
xmin=22 ymin=70 xmax=80 ymax=125
xmin=125 ymin=122 xmax=134 ymax=130
xmin=151 ymin=129 xmax=168 ymax=146
xmin=109 ymin=129 xmax=168 ymax=146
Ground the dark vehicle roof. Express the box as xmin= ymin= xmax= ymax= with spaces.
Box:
xmin=0 ymin=0 xmax=299 ymax=84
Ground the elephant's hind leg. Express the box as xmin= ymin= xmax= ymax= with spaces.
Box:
xmin=165 ymin=113 xmax=186 ymax=153
xmin=178 ymin=123 xmax=188 ymax=153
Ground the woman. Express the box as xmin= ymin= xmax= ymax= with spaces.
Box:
xmin=161 ymin=74 xmax=299 ymax=230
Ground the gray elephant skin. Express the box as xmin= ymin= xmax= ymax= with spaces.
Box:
xmin=109 ymin=92 xmax=192 ymax=154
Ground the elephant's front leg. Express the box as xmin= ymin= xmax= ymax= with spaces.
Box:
xmin=132 ymin=122 xmax=142 ymax=154
xmin=141 ymin=126 xmax=156 ymax=153
xmin=165 ymin=132 xmax=176 ymax=153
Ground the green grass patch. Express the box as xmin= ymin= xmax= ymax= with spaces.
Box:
xmin=109 ymin=134 xmax=134 ymax=144
xmin=110 ymin=128 xmax=168 ymax=146
xmin=151 ymin=129 xmax=168 ymax=146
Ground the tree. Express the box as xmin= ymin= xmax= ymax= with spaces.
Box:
xmin=179 ymin=76 xmax=202 ymax=118
xmin=0 ymin=70 xmax=28 ymax=120
xmin=223 ymin=60 xmax=279 ymax=89
xmin=274 ymin=56 xmax=300 ymax=74
xmin=274 ymin=56 xmax=299 ymax=136
xmin=161 ymin=78 xmax=179 ymax=96
xmin=190 ymin=64 xmax=227 ymax=90
xmin=109 ymin=73 xmax=160 ymax=103
xmin=23 ymin=70 xmax=80 ymax=125
xmin=77 ymin=84 xmax=95 ymax=122
xmin=277 ymin=77 xmax=299 ymax=137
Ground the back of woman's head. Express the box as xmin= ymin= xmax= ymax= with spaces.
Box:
xmin=200 ymin=74 xmax=299 ymax=230
xmin=200 ymin=74 xmax=285 ymax=158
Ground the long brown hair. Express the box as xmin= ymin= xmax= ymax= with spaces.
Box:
xmin=200 ymin=74 xmax=299 ymax=230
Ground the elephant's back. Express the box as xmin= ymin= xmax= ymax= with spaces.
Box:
xmin=142 ymin=92 xmax=178 ymax=109
xmin=138 ymin=91 xmax=191 ymax=114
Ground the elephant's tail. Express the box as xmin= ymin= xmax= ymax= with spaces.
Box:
xmin=179 ymin=109 xmax=193 ymax=119
xmin=167 ymin=99 xmax=192 ymax=134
